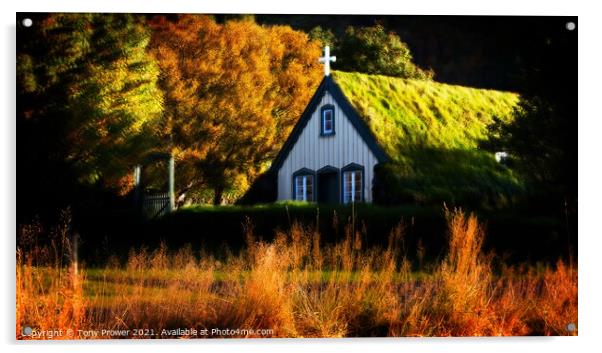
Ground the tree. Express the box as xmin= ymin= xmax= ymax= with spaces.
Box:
xmin=487 ymin=99 xmax=572 ymax=190
xmin=148 ymin=15 xmax=323 ymax=204
xmin=308 ymin=26 xmax=336 ymax=47
xmin=484 ymin=28 xmax=577 ymax=212
xmin=336 ymin=24 xmax=433 ymax=80
xmin=17 ymin=14 xmax=163 ymax=217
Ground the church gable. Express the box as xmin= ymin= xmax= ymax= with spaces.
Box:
xmin=270 ymin=76 xmax=389 ymax=173
xmin=272 ymin=77 xmax=388 ymax=203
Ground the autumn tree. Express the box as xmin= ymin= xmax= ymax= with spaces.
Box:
xmin=17 ymin=14 xmax=163 ymax=217
xmin=148 ymin=15 xmax=322 ymax=204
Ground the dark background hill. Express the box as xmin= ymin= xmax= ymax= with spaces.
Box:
xmin=250 ymin=15 xmax=576 ymax=92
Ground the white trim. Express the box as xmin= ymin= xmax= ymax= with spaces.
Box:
xmin=322 ymin=108 xmax=333 ymax=134
xmin=350 ymin=172 xmax=355 ymax=203
xmin=302 ymin=175 xmax=307 ymax=201
xmin=295 ymin=174 xmax=313 ymax=201
xmin=343 ymin=170 xmax=361 ymax=204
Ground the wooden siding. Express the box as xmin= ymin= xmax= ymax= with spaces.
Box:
xmin=277 ymin=91 xmax=379 ymax=202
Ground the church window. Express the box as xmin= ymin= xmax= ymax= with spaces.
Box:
xmin=321 ymin=105 xmax=335 ymax=136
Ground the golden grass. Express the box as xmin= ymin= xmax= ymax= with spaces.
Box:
xmin=16 ymin=209 xmax=577 ymax=338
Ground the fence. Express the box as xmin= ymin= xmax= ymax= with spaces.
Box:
xmin=142 ymin=192 xmax=171 ymax=219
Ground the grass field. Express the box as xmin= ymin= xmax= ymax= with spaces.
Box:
xmin=17 ymin=209 xmax=577 ymax=338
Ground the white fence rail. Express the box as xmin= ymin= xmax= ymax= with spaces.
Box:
xmin=142 ymin=192 xmax=170 ymax=219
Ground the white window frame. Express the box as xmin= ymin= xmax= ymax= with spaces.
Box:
xmin=295 ymin=174 xmax=313 ymax=202
xmin=322 ymin=109 xmax=334 ymax=135
xmin=343 ymin=170 xmax=362 ymax=204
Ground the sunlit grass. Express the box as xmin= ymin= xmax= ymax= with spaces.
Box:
xmin=332 ymin=71 xmax=519 ymax=153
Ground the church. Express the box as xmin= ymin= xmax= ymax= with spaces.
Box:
xmin=266 ymin=46 xmax=519 ymax=206
xmin=269 ymin=47 xmax=387 ymax=204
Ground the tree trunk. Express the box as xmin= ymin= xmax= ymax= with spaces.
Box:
xmin=213 ymin=186 xmax=224 ymax=206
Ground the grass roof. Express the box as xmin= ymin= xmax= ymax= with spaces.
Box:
xmin=331 ymin=71 xmax=523 ymax=209
xmin=331 ymin=71 xmax=519 ymax=159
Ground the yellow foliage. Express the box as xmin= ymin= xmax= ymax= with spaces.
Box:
xmin=148 ymin=15 xmax=323 ymax=202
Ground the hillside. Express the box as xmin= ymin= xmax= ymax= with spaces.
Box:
xmin=331 ymin=71 xmax=523 ymax=208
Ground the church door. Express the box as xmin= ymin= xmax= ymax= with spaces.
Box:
xmin=317 ymin=169 xmax=340 ymax=204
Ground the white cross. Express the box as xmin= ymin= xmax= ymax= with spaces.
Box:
xmin=319 ymin=45 xmax=336 ymax=76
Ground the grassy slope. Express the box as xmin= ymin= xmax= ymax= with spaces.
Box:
xmin=332 ymin=71 xmax=519 ymax=153
xmin=331 ymin=71 xmax=523 ymax=208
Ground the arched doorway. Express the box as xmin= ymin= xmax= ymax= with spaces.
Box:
xmin=317 ymin=165 xmax=340 ymax=204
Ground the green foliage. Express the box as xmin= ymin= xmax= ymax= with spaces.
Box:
xmin=308 ymin=26 xmax=336 ymax=47
xmin=486 ymin=98 xmax=567 ymax=185
xmin=484 ymin=96 xmax=577 ymax=214
xmin=332 ymin=71 xmax=522 ymax=208
xmin=479 ymin=26 xmax=576 ymax=231
xmin=336 ymin=25 xmax=433 ymax=80
xmin=373 ymin=150 xmax=523 ymax=209
xmin=17 ymin=14 xmax=163 ymax=191
xmin=483 ymin=44 xmax=577 ymax=206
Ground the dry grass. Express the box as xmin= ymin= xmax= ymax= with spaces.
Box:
xmin=16 ymin=208 xmax=577 ymax=339
xmin=16 ymin=210 xmax=87 ymax=339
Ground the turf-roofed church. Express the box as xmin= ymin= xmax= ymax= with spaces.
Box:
xmin=268 ymin=46 xmax=520 ymax=206
xmin=270 ymin=46 xmax=387 ymax=204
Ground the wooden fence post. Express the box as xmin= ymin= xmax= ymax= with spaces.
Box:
xmin=133 ymin=164 xmax=141 ymax=208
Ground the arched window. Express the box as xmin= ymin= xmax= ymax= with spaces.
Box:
xmin=341 ymin=163 xmax=364 ymax=204
xmin=292 ymin=168 xmax=315 ymax=202
xmin=320 ymin=104 xmax=335 ymax=136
